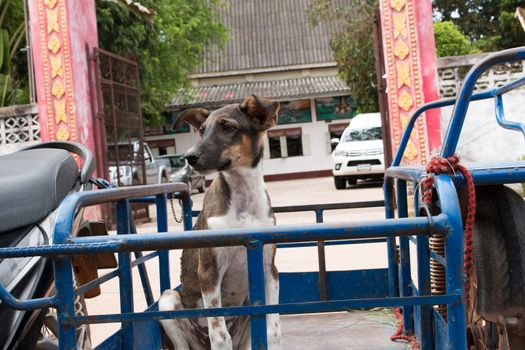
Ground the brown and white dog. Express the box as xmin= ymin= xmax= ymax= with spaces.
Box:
xmin=159 ymin=95 xmax=282 ymax=350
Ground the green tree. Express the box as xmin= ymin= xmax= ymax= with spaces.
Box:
xmin=308 ymin=0 xmax=379 ymax=113
xmin=0 ymin=0 xmax=29 ymax=107
xmin=434 ymin=21 xmax=478 ymax=57
xmin=433 ymin=0 xmax=524 ymax=51
xmin=96 ymin=0 xmax=227 ymax=126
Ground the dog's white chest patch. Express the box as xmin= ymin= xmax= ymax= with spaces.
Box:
xmin=207 ymin=167 xmax=274 ymax=230
xmin=207 ymin=211 xmax=274 ymax=230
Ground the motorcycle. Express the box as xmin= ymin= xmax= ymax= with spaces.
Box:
xmin=0 ymin=141 xmax=105 ymax=350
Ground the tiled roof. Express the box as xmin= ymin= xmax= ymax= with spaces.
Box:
xmin=170 ymin=75 xmax=350 ymax=108
xmin=196 ymin=0 xmax=340 ymax=74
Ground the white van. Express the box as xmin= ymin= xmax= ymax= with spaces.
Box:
xmin=331 ymin=113 xmax=385 ymax=189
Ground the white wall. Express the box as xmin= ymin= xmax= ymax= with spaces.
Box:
xmin=173 ymin=130 xmax=200 ymax=155
xmin=262 ymin=119 xmax=339 ymax=175
xmin=171 ymin=99 xmax=352 ymax=176
xmin=440 ymin=90 xmax=525 ymax=162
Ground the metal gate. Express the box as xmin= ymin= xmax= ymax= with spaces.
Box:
xmin=88 ymin=47 xmax=149 ymax=222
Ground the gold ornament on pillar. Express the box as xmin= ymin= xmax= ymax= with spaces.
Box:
xmin=393 ymin=13 xmax=407 ymax=39
xmin=381 ymin=0 xmax=427 ymax=164
xmin=390 ymin=0 xmax=405 ymax=12
xmin=44 ymin=0 xmax=57 ymax=8
xmin=394 ymin=40 xmax=409 ymax=60
xmin=396 ymin=62 xmax=411 ymax=88
xmin=398 ymin=91 xmax=413 ymax=111
xmin=50 ymin=55 xmax=63 ymax=78
xmin=46 ymin=10 xmax=59 ymax=33
xmin=37 ymin=0 xmax=75 ymax=141
xmin=56 ymin=125 xmax=70 ymax=141
xmin=405 ymin=140 xmax=418 ymax=161
xmin=47 ymin=35 xmax=61 ymax=54
xmin=54 ymin=99 xmax=67 ymax=123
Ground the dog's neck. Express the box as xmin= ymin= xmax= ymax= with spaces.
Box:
xmin=221 ymin=163 xmax=270 ymax=219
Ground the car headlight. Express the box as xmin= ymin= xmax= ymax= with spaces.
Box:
xmin=334 ymin=150 xmax=346 ymax=157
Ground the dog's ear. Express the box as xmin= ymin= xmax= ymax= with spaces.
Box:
xmin=172 ymin=108 xmax=210 ymax=130
xmin=240 ymin=95 xmax=279 ymax=130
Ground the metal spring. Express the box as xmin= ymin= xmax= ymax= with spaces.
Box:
xmin=429 ymin=233 xmax=447 ymax=319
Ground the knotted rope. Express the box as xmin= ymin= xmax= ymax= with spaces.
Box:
xmin=391 ymin=155 xmax=476 ymax=346
xmin=421 ymin=155 xmax=476 ymax=307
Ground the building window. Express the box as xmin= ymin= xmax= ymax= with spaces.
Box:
xmin=278 ymin=100 xmax=312 ymax=125
xmin=328 ymin=123 xmax=349 ymax=152
xmin=316 ymin=96 xmax=356 ymax=121
xmin=164 ymin=111 xmax=191 ymax=134
xmin=267 ymin=128 xmax=304 ymax=158
xmin=286 ymin=133 xmax=303 ymax=157
xmin=269 ymin=135 xmax=282 ymax=158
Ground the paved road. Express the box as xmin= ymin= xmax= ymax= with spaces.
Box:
xmin=86 ymin=176 xmax=406 ymax=348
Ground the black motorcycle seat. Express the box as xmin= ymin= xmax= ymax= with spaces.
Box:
xmin=0 ymin=149 xmax=79 ymax=233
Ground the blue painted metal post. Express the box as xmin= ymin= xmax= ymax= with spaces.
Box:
xmin=129 ymin=207 xmax=154 ymax=306
xmin=436 ymin=176 xmax=467 ymax=350
xmin=315 ymin=209 xmax=328 ymax=301
xmin=414 ymin=185 xmax=433 ymax=350
xmin=116 ymin=200 xmax=135 ymax=348
xmin=384 ymin=178 xmax=400 ymax=297
xmin=247 ymin=240 xmax=268 ymax=349
xmin=397 ymin=179 xmax=414 ymax=333
xmin=52 ymin=199 xmax=79 ymax=350
xmin=156 ymin=194 xmax=171 ymax=292
xmin=53 ymin=256 xmax=77 ymax=350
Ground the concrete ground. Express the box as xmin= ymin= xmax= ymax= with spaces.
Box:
xmin=85 ymin=176 xmax=408 ymax=349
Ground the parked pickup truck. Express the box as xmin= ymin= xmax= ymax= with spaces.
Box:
xmin=108 ymin=141 xmax=171 ymax=186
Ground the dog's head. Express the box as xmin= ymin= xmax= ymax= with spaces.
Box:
xmin=174 ymin=95 xmax=279 ymax=173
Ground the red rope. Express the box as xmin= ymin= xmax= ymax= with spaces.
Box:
xmin=390 ymin=155 xmax=476 ymax=347
xmin=421 ymin=155 xmax=476 ymax=307
xmin=390 ymin=307 xmax=419 ymax=349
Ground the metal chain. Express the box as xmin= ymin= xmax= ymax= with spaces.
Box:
xmin=169 ymin=194 xmax=183 ymax=223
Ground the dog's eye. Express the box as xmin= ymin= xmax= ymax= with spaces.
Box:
xmin=198 ymin=126 xmax=205 ymax=135
xmin=222 ymin=123 xmax=236 ymax=132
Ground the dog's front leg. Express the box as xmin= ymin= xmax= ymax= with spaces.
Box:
xmin=264 ymin=245 xmax=282 ymax=350
xmin=199 ymin=248 xmax=232 ymax=350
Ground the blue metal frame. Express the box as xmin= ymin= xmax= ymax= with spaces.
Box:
xmin=1 ymin=47 xmax=525 ymax=349
xmin=384 ymin=46 xmax=525 ymax=350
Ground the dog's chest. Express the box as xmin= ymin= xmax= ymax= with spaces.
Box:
xmin=206 ymin=177 xmax=274 ymax=230
xmin=205 ymin=175 xmax=274 ymax=306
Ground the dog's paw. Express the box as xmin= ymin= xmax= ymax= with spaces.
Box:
xmin=159 ymin=289 xmax=183 ymax=311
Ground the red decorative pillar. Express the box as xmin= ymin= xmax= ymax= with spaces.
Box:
xmin=27 ymin=0 xmax=101 ymax=217
xmin=27 ymin=0 xmax=99 ymax=153
xmin=379 ymin=0 xmax=441 ymax=164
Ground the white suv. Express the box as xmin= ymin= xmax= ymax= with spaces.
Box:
xmin=331 ymin=113 xmax=385 ymax=189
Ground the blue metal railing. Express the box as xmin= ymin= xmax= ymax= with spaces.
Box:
xmin=0 ymin=183 xmax=445 ymax=349
xmin=384 ymin=46 xmax=525 ymax=350
xmin=1 ymin=47 xmax=524 ymax=350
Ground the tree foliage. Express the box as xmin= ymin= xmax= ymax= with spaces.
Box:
xmin=0 ymin=0 xmax=29 ymax=107
xmin=308 ymin=0 xmax=379 ymax=113
xmin=96 ymin=0 xmax=227 ymax=126
xmin=434 ymin=21 xmax=478 ymax=57
xmin=433 ymin=0 xmax=524 ymax=51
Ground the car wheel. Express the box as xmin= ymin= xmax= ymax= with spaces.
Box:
xmin=334 ymin=176 xmax=346 ymax=190
xmin=348 ymin=177 xmax=357 ymax=186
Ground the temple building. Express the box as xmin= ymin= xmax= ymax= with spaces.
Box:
xmin=145 ymin=0 xmax=356 ymax=180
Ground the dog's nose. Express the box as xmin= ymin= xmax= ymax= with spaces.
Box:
xmin=185 ymin=152 xmax=200 ymax=166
